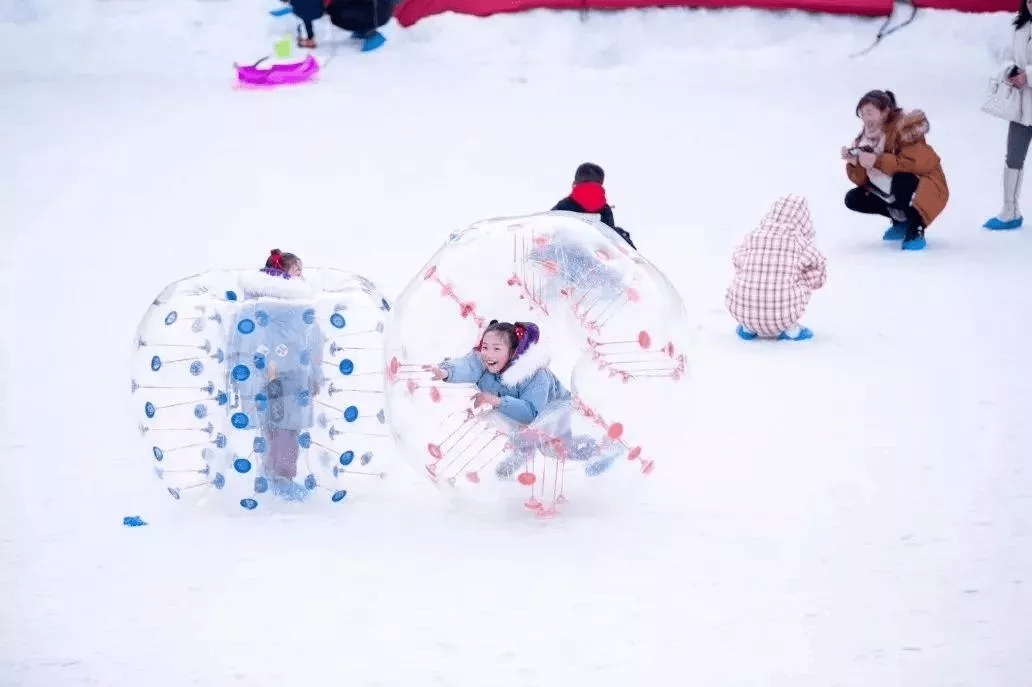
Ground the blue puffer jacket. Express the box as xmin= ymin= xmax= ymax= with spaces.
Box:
xmin=440 ymin=339 xmax=570 ymax=425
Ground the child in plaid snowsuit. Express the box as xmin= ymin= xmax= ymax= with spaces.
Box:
xmin=725 ymin=196 xmax=827 ymax=341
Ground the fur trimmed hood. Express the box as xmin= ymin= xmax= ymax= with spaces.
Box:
xmin=499 ymin=333 xmax=552 ymax=387
xmin=895 ymin=109 xmax=930 ymax=145
xmin=237 ymin=270 xmax=316 ymax=300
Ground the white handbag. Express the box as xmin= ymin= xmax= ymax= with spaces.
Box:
xmin=982 ymin=76 xmax=1024 ymax=122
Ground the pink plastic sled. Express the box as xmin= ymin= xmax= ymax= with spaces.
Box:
xmin=234 ymin=55 xmax=319 ymax=87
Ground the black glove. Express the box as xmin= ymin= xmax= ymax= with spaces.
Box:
xmin=614 ymin=227 xmax=636 ymax=250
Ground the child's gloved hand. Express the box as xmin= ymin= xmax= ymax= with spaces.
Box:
xmin=472 ymin=392 xmax=501 ymax=409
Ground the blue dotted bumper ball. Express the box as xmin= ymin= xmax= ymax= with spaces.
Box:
xmin=131 ymin=268 xmax=392 ymax=513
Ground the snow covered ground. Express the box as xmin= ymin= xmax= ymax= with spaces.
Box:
xmin=2 ymin=1 xmax=1031 ymax=685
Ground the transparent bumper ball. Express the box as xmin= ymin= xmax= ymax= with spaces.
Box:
xmin=130 ymin=268 xmax=392 ymax=512
xmin=384 ymin=211 xmax=690 ymax=518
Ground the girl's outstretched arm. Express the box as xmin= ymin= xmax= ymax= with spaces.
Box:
xmin=438 ymin=351 xmax=485 ymax=384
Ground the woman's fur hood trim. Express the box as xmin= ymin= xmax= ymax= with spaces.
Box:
xmin=896 ymin=109 xmax=930 ymax=145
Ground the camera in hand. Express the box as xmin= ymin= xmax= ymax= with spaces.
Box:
xmin=848 ymin=145 xmax=874 ymax=156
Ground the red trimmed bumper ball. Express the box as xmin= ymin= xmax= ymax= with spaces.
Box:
xmin=131 ymin=268 xmax=392 ymax=512
xmin=383 ymin=211 xmax=690 ymax=518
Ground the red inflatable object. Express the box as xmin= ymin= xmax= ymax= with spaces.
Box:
xmin=394 ymin=0 xmax=893 ymax=27
xmin=912 ymin=0 xmax=1013 ymax=10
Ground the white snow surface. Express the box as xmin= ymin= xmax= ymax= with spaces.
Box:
xmin=2 ymin=1 xmax=1032 ymax=685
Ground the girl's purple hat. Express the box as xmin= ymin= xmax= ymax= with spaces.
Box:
xmin=475 ymin=320 xmax=541 ymax=369
xmin=260 ymin=266 xmax=291 ymax=279
xmin=509 ymin=321 xmax=540 ymax=363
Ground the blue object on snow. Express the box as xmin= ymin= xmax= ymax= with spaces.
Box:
xmin=983 ymin=215 xmax=1023 ymax=230
xmin=585 ymin=455 xmax=616 ymax=476
xmin=777 ymin=327 xmax=814 ymax=341
xmin=902 ymin=236 xmax=926 ymax=251
xmin=361 ymin=31 xmax=386 ymax=52
xmin=736 ymin=324 xmax=758 ymax=341
xmin=882 ymin=223 xmax=907 ymax=240
xmin=123 ymin=515 xmax=148 ymax=527
xmin=269 ymin=5 xmax=294 ymax=16
xmin=270 ymin=477 xmax=308 ymax=501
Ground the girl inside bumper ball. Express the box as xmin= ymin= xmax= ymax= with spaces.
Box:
xmin=428 ymin=320 xmax=623 ymax=479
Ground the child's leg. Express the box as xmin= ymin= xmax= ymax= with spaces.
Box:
xmin=282 ymin=430 xmax=300 ymax=479
xmin=495 ymin=431 xmax=535 ymax=479
xmin=266 ymin=429 xmax=300 ymax=479
xmin=297 ymin=19 xmax=316 ymax=47
xmin=262 ymin=429 xmax=281 ymax=476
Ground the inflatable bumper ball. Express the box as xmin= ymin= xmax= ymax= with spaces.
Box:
xmin=383 ymin=211 xmax=690 ymax=517
xmin=131 ymin=268 xmax=392 ymax=512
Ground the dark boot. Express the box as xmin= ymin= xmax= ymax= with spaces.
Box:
xmin=901 ymin=216 xmax=926 ymax=251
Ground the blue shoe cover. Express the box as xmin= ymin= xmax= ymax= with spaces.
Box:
xmin=361 ymin=31 xmax=386 ymax=51
xmin=736 ymin=324 xmax=758 ymax=340
xmin=984 ymin=216 xmax=1023 ymax=230
xmin=585 ymin=454 xmax=616 ymax=476
xmin=776 ymin=327 xmax=813 ymax=341
xmin=882 ymin=223 xmax=907 ymax=240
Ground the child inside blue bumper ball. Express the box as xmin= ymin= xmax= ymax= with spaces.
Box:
xmin=228 ymin=249 xmax=325 ymax=500
xmin=428 ymin=320 xmax=621 ymax=479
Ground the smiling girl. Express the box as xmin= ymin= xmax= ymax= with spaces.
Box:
xmin=429 ymin=320 xmax=570 ymax=426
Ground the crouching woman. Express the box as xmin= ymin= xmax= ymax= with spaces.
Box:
xmin=842 ymin=89 xmax=949 ymax=251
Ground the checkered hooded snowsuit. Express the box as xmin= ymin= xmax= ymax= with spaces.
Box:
xmin=724 ymin=195 xmax=828 ymax=336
